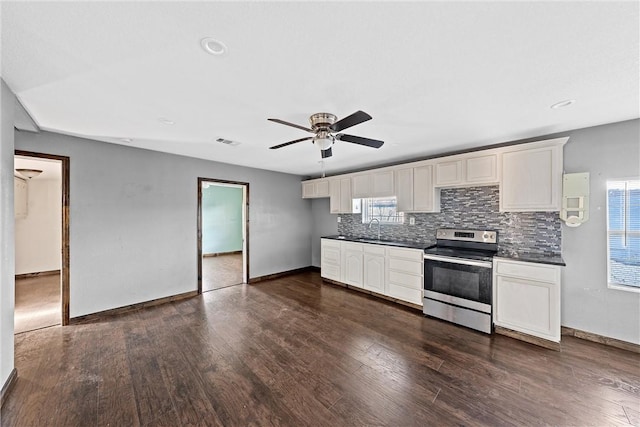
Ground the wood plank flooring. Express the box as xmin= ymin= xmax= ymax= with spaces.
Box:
xmin=202 ymin=253 xmax=243 ymax=292
xmin=14 ymin=274 xmax=61 ymax=334
xmin=2 ymin=271 xmax=639 ymax=426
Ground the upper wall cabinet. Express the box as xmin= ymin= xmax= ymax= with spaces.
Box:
xmin=500 ymin=138 xmax=567 ymax=212
xmin=395 ymin=164 xmax=439 ymax=213
xmin=352 ymin=170 xmax=394 ymax=199
xmin=435 ymin=152 xmax=499 ymax=188
xmin=329 ymin=178 xmax=353 ymax=214
xmin=302 ymin=178 xmax=330 ymax=199
xmin=15 ymin=176 xmax=28 ymax=219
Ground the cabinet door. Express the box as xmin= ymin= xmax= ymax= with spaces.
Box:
xmin=364 ymin=251 xmax=385 ymax=294
xmin=395 ymin=168 xmax=413 ymax=212
xmin=302 ymin=181 xmax=316 ymax=198
xmin=14 ymin=177 xmax=28 ymax=219
xmin=494 ymin=275 xmax=560 ymax=342
xmin=315 ymin=180 xmax=330 ymax=197
xmin=372 ymin=170 xmax=394 ymax=197
xmin=500 ymin=145 xmax=562 ymax=211
xmin=339 ymin=178 xmax=352 ymax=213
xmin=435 ymin=160 xmax=463 ymax=187
xmin=351 ymin=174 xmax=371 ymax=198
xmin=413 ymin=165 xmax=434 ymax=212
xmin=466 ymin=154 xmax=498 ymax=184
xmin=329 ymin=180 xmax=341 ymax=214
xmin=342 ymin=246 xmax=364 ymax=288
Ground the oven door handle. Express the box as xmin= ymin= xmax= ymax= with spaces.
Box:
xmin=423 ymin=254 xmax=492 ymax=268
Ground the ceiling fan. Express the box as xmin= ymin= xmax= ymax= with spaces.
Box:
xmin=268 ymin=110 xmax=384 ymax=159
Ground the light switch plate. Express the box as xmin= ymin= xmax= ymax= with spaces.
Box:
xmin=337 ymin=216 xmax=341 ymax=223
xmin=409 ymin=217 xmax=415 ymax=225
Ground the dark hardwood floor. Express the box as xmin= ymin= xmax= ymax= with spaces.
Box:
xmin=2 ymin=271 xmax=639 ymax=426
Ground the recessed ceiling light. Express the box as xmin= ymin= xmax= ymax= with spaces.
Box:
xmin=158 ymin=118 xmax=175 ymax=125
xmin=120 ymin=138 xmax=132 ymax=143
xmin=200 ymin=37 xmax=227 ymax=56
xmin=550 ymin=99 xmax=576 ymax=109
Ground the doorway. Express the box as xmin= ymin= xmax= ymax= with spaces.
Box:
xmin=14 ymin=151 xmax=70 ymax=331
xmin=197 ymin=178 xmax=248 ymax=293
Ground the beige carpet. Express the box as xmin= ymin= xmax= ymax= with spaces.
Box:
xmin=15 ymin=274 xmax=61 ymax=334
xmin=202 ymin=253 xmax=243 ymax=292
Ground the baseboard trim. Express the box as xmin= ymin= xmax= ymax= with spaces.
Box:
xmin=248 ymin=266 xmax=316 ymax=284
xmin=495 ymin=326 xmax=561 ymax=351
xmin=15 ymin=270 xmax=60 ymax=280
xmin=203 ymin=250 xmax=242 ymax=258
xmin=1 ymin=368 xmax=17 ymax=407
xmin=561 ymin=326 xmax=640 ymax=354
xmin=70 ymin=290 xmax=199 ymax=324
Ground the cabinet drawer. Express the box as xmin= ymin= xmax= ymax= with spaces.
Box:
xmin=387 ymin=283 xmax=423 ymax=305
xmin=388 ymin=270 xmax=422 ymax=289
xmin=386 ymin=247 xmax=423 ymax=262
xmin=321 ymin=239 xmax=341 ymax=249
xmin=494 ymin=258 xmax=559 ymax=283
xmin=342 ymin=242 xmax=364 ymax=252
xmin=388 ymin=258 xmax=422 ymax=275
xmin=322 ymin=249 xmax=340 ymax=265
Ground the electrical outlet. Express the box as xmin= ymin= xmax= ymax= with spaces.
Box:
xmin=337 ymin=216 xmax=341 ymax=223
xmin=409 ymin=217 xmax=415 ymax=225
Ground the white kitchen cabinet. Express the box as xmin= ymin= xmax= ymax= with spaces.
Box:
xmin=435 ymin=159 xmax=463 ymax=187
xmin=395 ymin=164 xmax=438 ymax=213
xmin=302 ymin=178 xmax=330 ymax=199
xmin=499 ymin=138 xmax=567 ymax=212
xmin=321 ymin=239 xmax=341 ymax=281
xmin=435 ymin=152 xmax=499 ymax=188
xmin=14 ymin=176 xmax=28 ymax=219
xmin=351 ymin=170 xmax=394 ymax=199
xmin=329 ymin=178 xmax=352 ymax=214
xmin=363 ymin=245 xmax=386 ymax=294
xmin=342 ymin=242 xmax=364 ymax=288
xmin=493 ymin=257 xmax=562 ymax=343
xmin=385 ymin=247 xmax=424 ymax=305
xmin=465 ymin=153 xmax=498 ymax=184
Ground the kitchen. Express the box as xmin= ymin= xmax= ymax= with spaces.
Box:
xmin=1 ymin=1 xmax=639 ymax=425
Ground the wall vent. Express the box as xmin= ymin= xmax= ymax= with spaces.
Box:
xmin=216 ymin=138 xmax=240 ymax=147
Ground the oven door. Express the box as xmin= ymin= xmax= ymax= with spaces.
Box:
xmin=423 ymin=254 xmax=493 ymax=312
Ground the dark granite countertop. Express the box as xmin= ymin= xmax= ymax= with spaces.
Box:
xmin=322 ymin=235 xmax=430 ymax=250
xmin=495 ymin=251 xmax=566 ymax=266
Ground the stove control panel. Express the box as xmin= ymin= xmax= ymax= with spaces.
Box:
xmin=436 ymin=228 xmax=497 ymax=244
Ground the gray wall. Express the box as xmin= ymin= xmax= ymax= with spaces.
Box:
xmin=310 ymin=198 xmax=338 ymax=267
xmin=15 ymin=130 xmax=312 ymax=318
xmin=562 ymin=119 xmax=639 ymax=345
xmin=0 ymin=80 xmax=16 ymax=389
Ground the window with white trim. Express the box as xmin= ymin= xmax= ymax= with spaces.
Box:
xmin=606 ymin=180 xmax=640 ymax=290
xmin=360 ymin=197 xmax=404 ymax=225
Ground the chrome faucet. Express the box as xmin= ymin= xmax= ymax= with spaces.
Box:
xmin=368 ymin=218 xmax=381 ymax=241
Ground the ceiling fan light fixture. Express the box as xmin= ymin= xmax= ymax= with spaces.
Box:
xmin=16 ymin=168 xmax=43 ymax=179
xmin=313 ymin=131 xmax=333 ymax=150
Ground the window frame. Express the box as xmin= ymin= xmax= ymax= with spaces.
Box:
xmin=606 ymin=178 xmax=640 ymax=293
xmin=360 ymin=197 xmax=405 ymax=225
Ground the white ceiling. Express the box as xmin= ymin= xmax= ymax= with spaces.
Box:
xmin=2 ymin=2 xmax=638 ymax=177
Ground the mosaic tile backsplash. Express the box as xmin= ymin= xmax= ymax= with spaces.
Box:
xmin=337 ymin=186 xmax=561 ymax=256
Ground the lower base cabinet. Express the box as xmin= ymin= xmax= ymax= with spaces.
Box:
xmin=493 ymin=257 xmax=561 ymax=343
xmin=321 ymin=239 xmax=423 ymax=306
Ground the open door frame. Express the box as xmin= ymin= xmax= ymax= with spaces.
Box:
xmin=197 ymin=177 xmax=249 ymax=294
xmin=15 ymin=150 xmax=70 ymax=325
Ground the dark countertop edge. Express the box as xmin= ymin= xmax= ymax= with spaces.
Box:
xmin=494 ymin=254 xmax=566 ymax=267
xmin=322 ymin=235 xmax=431 ymax=250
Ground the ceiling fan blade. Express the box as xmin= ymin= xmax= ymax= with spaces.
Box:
xmin=321 ymin=147 xmax=333 ymax=158
xmin=336 ymin=134 xmax=384 ymax=149
xmin=267 ymin=118 xmax=313 ymax=133
xmin=329 ymin=110 xmax=372 ymax=132
xmin=269 ymin=136 xmax=313 ymax=150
